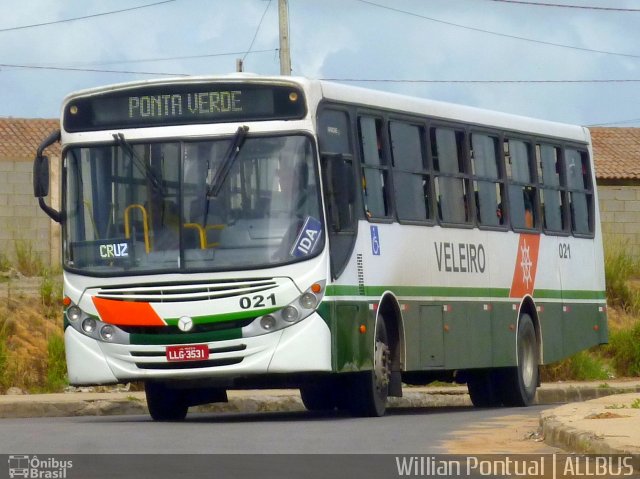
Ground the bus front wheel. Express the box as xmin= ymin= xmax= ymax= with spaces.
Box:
xmin=500 ymin=313 xmax=539 ymax=406
xmin=145 ymin=382 xmax=188 ymax=421
xmin=346 ymin=315 xmax=391 ymax=417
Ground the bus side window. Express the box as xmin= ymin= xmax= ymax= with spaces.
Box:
xmin=536 ymin=144 xmax=565 ymax=233
xmin=505 ymin=139 xmax=538 ymax=230
xmin=389 ymin=121 xmax=430 ymax=222
xmin=470 ymin=133 xmax=503 ymax=227
xmin=565 ymin=148 xmax=593 ymax=235
xmin=431 ymin=127 xmax=469 ymax=224
xmin=358 ymin=116 xmax=390 ymax=219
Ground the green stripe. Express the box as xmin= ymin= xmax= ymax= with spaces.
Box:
xmin=326 ymin=284 xmax=606 ymax=301
xmin=164 ymin=307 xmax=279 ymax=327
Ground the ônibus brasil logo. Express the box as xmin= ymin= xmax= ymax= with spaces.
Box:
xmin=8 ymin=455 xmax=73 ymax=478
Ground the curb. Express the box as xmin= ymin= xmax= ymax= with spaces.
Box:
xmin=0 ymin=382 xmax=639 ymax=420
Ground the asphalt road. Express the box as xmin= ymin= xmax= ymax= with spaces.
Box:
xmin=0 ymin=405 xmax=551 ymax=455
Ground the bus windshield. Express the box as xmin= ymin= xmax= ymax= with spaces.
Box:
xmin=63 ymin=134 xmax=323 ymax=275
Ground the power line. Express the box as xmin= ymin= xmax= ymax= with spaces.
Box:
xmin=243 ymin=0 xmax=273 ymax=62
xmin=353 ymin=0 xmax=640 ymax=60
xmin=53 ymin=49 xmax=278 ymax=67
xmin=321 ymin=78 xmax=640 ymax=84
xmin=587 ymin=118 xmax=640 ymax=126
xmin=483 ymin=0 xmax=640 ymax=12
xmin=0 ymin=0 xmax=177 ymax=33
xmin=0 ymin=63 xmax=187 ymax=76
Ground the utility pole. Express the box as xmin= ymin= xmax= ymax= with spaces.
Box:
xmin=278 ymin=0 xmax=291 ymax=75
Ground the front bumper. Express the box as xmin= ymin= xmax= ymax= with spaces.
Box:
xmin=65 ymin=313 xmax=332 ymax=385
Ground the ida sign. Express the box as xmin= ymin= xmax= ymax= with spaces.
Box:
xmin=290 ymin=217 xmax=323 ymax=258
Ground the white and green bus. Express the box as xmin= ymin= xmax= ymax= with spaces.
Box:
xmin=34 ymin=74 xmax=607 ymax=419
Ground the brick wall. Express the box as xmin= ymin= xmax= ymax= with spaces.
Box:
xmin=598 ymin=183 xmax=640 ymax=255
xmin=0 ymin=158 xmax=60 ymax=267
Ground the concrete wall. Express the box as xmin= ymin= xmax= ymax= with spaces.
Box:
xmin=0 ymin=158 xmax=60 ymax=268
xmin=598 ymin=183 xmax=640 ymax=255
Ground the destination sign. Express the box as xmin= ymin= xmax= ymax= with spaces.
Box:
xmin=63 ymin=83 xmax=306 ymax=131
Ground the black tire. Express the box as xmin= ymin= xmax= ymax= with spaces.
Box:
xmin=346 ymin=316 xmax=391 ymax=417
xmin=467 ymin=370 xmax=502 ymax=407
xmin=499 ymin=313 xmax=539 ymax=407
xmin=145 ymin=382 xmax=188 ymax=421
xmin=300 ymin=382 xmax=337 ymax=412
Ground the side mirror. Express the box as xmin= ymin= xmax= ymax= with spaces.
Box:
xmin=33 ymin=154 xmax=50 ymax=198
xmin=33 ymin=129 xmax=62 ymax=223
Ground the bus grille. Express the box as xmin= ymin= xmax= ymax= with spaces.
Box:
xmin=95 ymin=278 xmax=278 ymax=303
xmin=135 ymin=358 xmax=243 ymax=370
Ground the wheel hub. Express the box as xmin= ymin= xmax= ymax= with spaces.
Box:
xmin=374 ymin=339 xmax=391 ymax=392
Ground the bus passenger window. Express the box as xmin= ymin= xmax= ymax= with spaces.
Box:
xmin=359 ymin=116 xmax=390 ymax=218
xmin=565 ymin=148 xmax=593 ymax=235
xmin=536 ymin=144 xmax=565 ymax=232
xmin=431 ymin=127 xmax=469 ymax=224
xmin=505 ymin=139 xmax=538 ymax=230
xmin=471 ymin=133 xmax=503 ymax=227
xmin=390 ymin=122 xmax=430 ymax=222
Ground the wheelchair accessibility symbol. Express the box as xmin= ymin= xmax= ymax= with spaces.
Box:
xmin=370 ymin=226 xmax=381 ymax=256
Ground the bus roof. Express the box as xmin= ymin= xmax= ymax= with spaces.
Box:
xmin=61 ymin=74 xmax=589 ymax=143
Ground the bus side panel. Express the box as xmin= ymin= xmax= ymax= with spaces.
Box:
xmin=491 ymin=302 xmax=518 ymax=367
xmin=318 ymin=299 xmax=375 ymax=373
xmin=538 ymin=302 xmax=564 ymax=363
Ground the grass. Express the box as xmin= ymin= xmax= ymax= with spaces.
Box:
xmin=605 ymin=320 xmax=640 ymax=377
xmin=540 ymin=349 xmax=611 ymax=382
xmin=45 ymin=334 xmax=67 ymax=392
xmin=14 ymin=240 xmax=44 ymax=277
xmin=604 ymin=237 xmax=640 ymax=314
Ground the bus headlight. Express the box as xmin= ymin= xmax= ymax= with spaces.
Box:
xmin=66 ymin=305 xmax=82 ymax=322
xmin=299 ymin=292 xmax=317 ymax=310
xmin=281 ymin=305 xmax=299 ymax=322
xmin=100 ymin=325 xmax=116 ymax=341
xmin=82 ymin=318 xmax=97 ymax=334
xmin=260 ymin=315 xmax=277 ymax=330
xmin=249 ymin=281 xmax=326 ymax=335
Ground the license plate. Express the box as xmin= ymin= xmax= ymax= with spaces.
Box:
xmin=166 ymin=344 xmax=209 ymax=362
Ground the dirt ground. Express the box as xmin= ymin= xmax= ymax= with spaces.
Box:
xmin=442 ymin=412 xmax=560 ymax=454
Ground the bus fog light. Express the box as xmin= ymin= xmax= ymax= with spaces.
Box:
xmin=67 ymin=305 xmax=82 ymax=322
xmin=260 ymin=315 xmax=276 ymax=330
xmin=281 ymin=305 xmax=299 ymax=322
xmin=100 ymin=325 xmax=115 ymax=341
xmin=300 ymin=293 xmax=317 ymax=309
xmin=82 ymin=318 xmax=97 ymax=334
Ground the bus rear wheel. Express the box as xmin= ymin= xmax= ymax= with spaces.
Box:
xmin=467 ymin=370 xmax=502 ymax=407
xmin=145 ymin=382 xmax=188 ymax=421
xmin=499 ymin=313 xmax=539 ymax=407
xmin=346 ymin=316 xmax=391 ymax=417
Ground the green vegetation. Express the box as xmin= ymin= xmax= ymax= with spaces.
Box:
xmin=45 ymin=334 xmax=67 ymax=392
xmin=14 ymin=240 xmax=45 ymax=277
xmin=606 ymin=321 xmax=640 ymax=377
xmin=541 ymin=350 xmax=611 ymax=382
xmin=604 ymin=237 xmax=640 ymax=314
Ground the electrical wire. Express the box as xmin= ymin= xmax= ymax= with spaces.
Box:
xmin=243 ymin=0 xmax=273 ymax=62
xmin=482 ymin=0 xmax=640 ymax=12
xmin=353 ymin=0 xmax=640 ymax=60
xmin=0 ymin=63 xmax=188 ymax=76
xmin=320 ymin=78 xmax=640 ymax=84
xmin=0 ymin=0 xmax=177 ymax=33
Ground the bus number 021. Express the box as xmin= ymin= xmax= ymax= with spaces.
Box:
xmin=239 ymin=293 xmax=276 ymax=309
xmin=559 ymin=243 xmax=571 ymax=259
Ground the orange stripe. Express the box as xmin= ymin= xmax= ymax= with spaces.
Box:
xmin=509 ymin=233 xmax=541 ymax=298
xmin=92 ymin=297 xmax=165 ymax=326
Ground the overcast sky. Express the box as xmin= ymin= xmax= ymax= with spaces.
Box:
xmin=0 ymin=0 xmax=638 ymax=127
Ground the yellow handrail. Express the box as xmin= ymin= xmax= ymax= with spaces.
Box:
xmin=183 ymin=223 xmax=206 ymax=250
xmin=124 ymin=204 xmax=151 ymax=254
xmin=205 ymin=224 xmax=225 ymax=248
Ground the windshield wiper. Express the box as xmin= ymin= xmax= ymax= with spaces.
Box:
xmin=113 ymin=132 xmax=165 ymax=195
xmin=207 ymin=125 xmax=249 ymax=198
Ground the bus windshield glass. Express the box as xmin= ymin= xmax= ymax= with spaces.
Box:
xmin=63 ymin=134 xmax=323 ymax=274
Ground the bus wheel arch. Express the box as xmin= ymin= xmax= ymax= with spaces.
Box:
xmin=518 ymin=296 xmax=543 ymax=367
xmin=377 ymin=292 xmax=404 ymax=397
